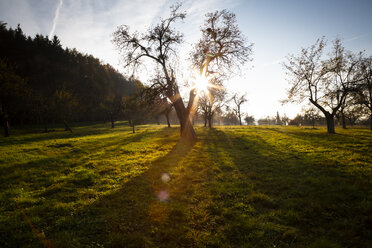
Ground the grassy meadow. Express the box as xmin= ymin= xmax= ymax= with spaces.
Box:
xmin=0 ymin=123 xmax=371 ymax=247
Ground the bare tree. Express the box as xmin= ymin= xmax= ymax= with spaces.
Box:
xmin=244 ymin=115 xmax=255 ymax=125
xmin=230 ymin=93 xmax=247 ymax=125
xmin=113 ymin=4 xmax=198 ymax=141
xmin=191 ymin=10 xmax=253 ymax=78
xmin=103 ymin=94 xmax=123 ymax=128
xmin=191 ymin=9 xmax=253 ymax=128
xmin=113 ymin=6 xmax=252 ymax=140
xmin=303 ymin=106 xmax=322 ymax=128
xmin=283 ymin=38 xmax=363 ymax=134
xmin=198 ymin=87 xmax=226 ymax=127
xmin=355 ymin=56 xmax=372 ymax=130
xmin=344 ymin=104 xmax=367 ymax=126
xmin=122 ymin=86 xmax=154 ymax=134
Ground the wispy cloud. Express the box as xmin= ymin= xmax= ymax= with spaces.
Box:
xmin=261 ymin=58 xmax=285 ymax=68
xmin=49 ymin=0 xmax=63 ymax=38
xmin=344 ymin=33 xmax=371 ymax=43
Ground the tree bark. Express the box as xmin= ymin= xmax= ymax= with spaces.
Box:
xmin=172 ymin=98 xmax=197 ymax=142
xmin=132 ymin=120 xmax=135 ymax=133
xmin=326 ymin=114 xmax=335 ymax=134
xmin=309 ymin=98 xmax=337 ymax=134
xmin=370 ymin=114 xmax=372 ymax=131
xmin=238 ymin=106 xmax=242 ymax=126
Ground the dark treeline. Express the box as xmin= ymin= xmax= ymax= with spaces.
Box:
xmin=0 ymin=23 xmax=138 ymax=134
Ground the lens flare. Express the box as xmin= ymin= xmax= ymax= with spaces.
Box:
xmin=161 ymin=173 xmax=170 ymax=183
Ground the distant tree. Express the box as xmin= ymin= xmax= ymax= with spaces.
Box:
xmin=221 ymin=111 xmax=239 ymax=125
xmin=281 ymin=113 xmax=289 ymax=125
xmin=52 ymin=88 xmax=77 ymax=131
xmin=122 ymin=91 xmax=149 ymax=133
xmin=149 ymin=94 xmax=173 ymax=128
xmin=257 ymin=116 xmax=276 ymax=125
xmin=145 ymin=76 xmax=174 ymax=128
xmin=198 ymin=87 xmax=226 ymax=128
xmin=283 ymin=38 xmax=363 ymax=134
xmin=303 ymin=107 xmax=322 ymax=128
xmin=344 ymin=104 xmax=366 ymax=126
xmin=289 ymin=114 xmax=304 ymax=126
xmin=275 ymin=111 xmax=282 ymax=125
xmin=354 ymin=56 xmax=372 ymax=130
xmin=244 ymin=115 xmax=255 ymax=125
xmin=158 ymin=100 xmax=173 ymax=128
xmin=103 ymin=94 xmax=123 ymax=128
xmin=230 ymin=93 xmax=247 ymax=125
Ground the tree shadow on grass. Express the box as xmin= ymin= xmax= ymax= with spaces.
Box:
xmin=202 ymin=128 xmax=371 ymax=248
xmin=3 ymin=127 xmax=371 ymax=247
xmin=43 ymin=139 xmax=196 ymax=248
xmin=264 ymin=127 xmax=372 ymax=156
xmin=0 ymin=127 xmax=175 ymax=173
xmin=0 ymin=123 xmax=166 ymax=147
xmin=0 ymin=127 xmax=183 ymax=247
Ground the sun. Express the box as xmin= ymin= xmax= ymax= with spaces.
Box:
xmin=193 ymin=74 xmax=211 ymax=94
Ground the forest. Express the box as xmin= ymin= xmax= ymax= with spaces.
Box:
xmin=0 ymin=22 xmax=140 ymax=135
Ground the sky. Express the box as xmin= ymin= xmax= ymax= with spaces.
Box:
xmin=1 ymin=0 xmax=372 ymax=119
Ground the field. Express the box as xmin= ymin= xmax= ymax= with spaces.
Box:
xmin=0 ymin=123 xmax=371 ymax=247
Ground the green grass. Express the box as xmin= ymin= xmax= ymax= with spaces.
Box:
xmin=0 ymin=123 xmax=371 ymax=247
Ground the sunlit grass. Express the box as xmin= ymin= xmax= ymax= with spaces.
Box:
xmin=0 ymin=124 xmax=371 ymax=247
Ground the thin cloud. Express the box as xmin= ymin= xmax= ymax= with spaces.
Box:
xmin=49 ymin=0 xmax=63 ymax=38
xmin=344 ymin=33 xmax=372 ymax=43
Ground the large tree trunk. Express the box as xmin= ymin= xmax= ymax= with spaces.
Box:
xmin=326 ymin=114 xmax=335 ymax=134
xmin=132 ymin=120 xmax=135 ymax=133
xmin=309 ymin=99 xmax=337 ymax=134
xmin=172 ymin=98 xmax=197 ymax=142
xmin=208 ymin=115 xmax=212 ymax=128
xmin=370 ymin=114 xmax=372 ymax=131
